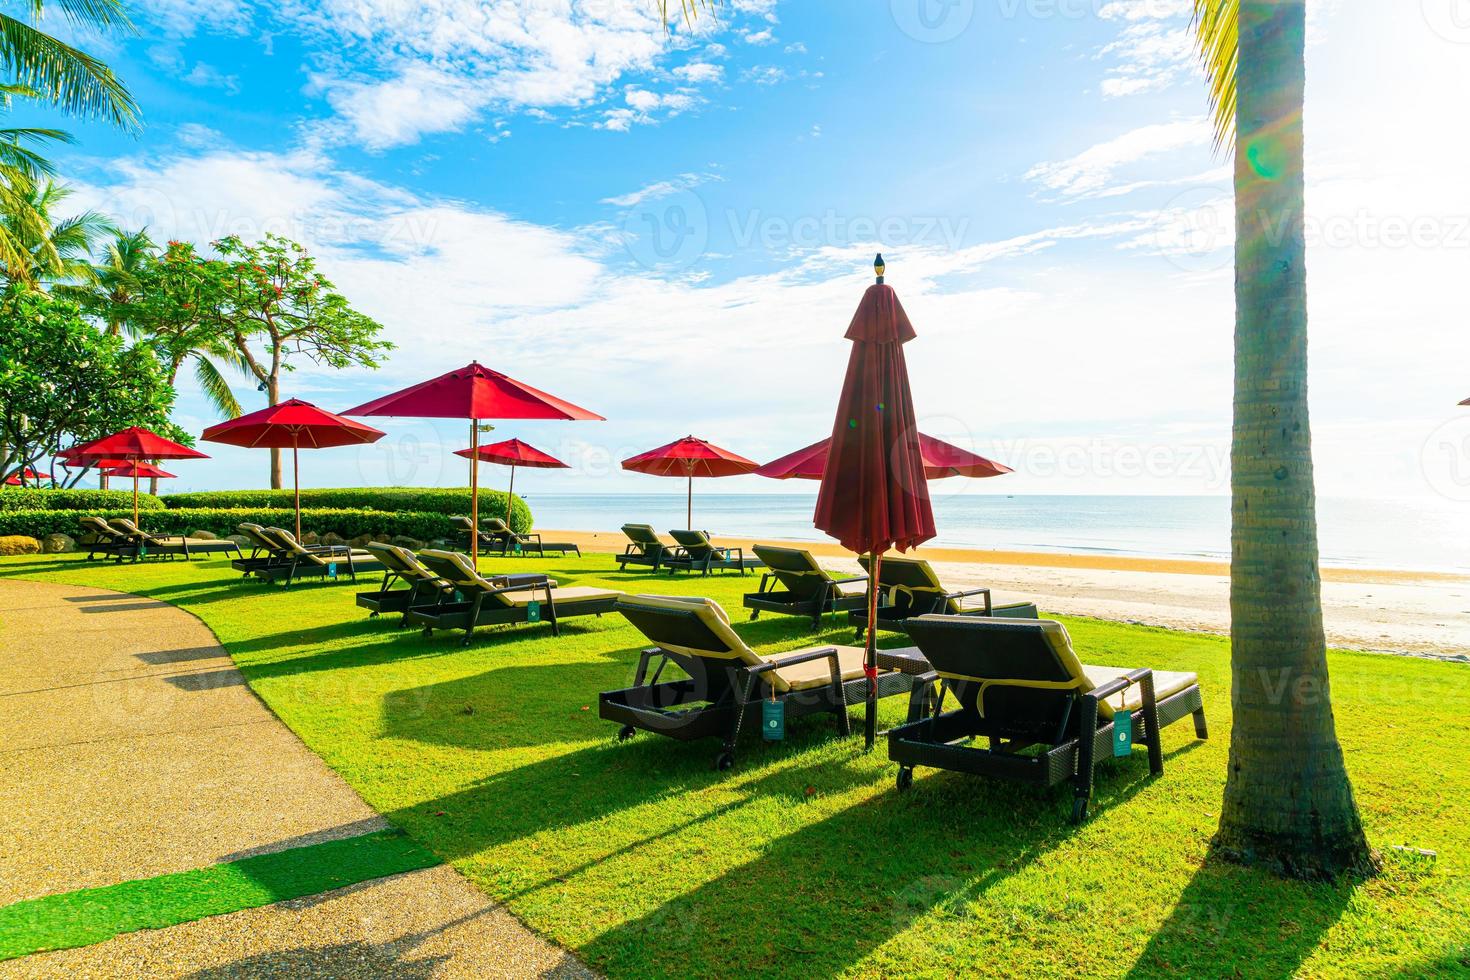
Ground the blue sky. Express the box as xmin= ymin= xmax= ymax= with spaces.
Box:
xmin=32 ymin=1 xmax=1470 ymax=503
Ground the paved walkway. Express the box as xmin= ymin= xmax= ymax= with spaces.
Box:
xmin=0 ymin=579 xmax=592 ymax=978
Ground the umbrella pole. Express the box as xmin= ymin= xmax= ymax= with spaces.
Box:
xmin=687 ymin=470 xmax=693 ymax=529
xmin=506 ymin=463 xmax=516 ymax=531
xmin=133 ymin=473 xmax=139 ymax=527
xmin=864 ymin=550 xmax=883 ymax=751
xmin=470 ymin=420 xmax=479 ymax=565
xmin=292 ymin=436 xmax=301 ymax=542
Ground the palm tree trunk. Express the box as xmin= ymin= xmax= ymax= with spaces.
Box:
xmin=1214 ymin=0 xmax=1376 ymax=880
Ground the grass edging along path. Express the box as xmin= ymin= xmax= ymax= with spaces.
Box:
xmin=0 ymin=831 xmax=439 ymax=961
xmin=2 ymin=554 xmax=1467 ymax=978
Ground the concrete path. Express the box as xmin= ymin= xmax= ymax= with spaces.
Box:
xmin=0 ymin=579 xmax=592 ymax=978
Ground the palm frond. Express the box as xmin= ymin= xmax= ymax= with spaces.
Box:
xmin=193 ymin=354 xmax=243 ymax=419
xmin=1192 ymin=0 xmax=1238 ymax=150
xmin=22 ymin=0 xmax=135 ymax=33
xmin=657 ymin=0 xmax=718 ymax=31
xmin=0 ymin=13 xmax=140 ymax=131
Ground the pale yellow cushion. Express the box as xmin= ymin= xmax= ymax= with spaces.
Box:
xmin=1080 ymin=665 xmax=1199 ymax=713
xmin=763 ymin=645 xmax=868 ymax=691
xmin=503 ymin=586 xmax=620 ymax=607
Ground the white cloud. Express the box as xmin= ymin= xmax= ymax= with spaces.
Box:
xmin=137 ymin=0 xmax=252 ymax=38
xmin=743 ymin=28 xmax=775 ymax=45
xmin=600 ymin=172 xmax=721 ymax=209
xmin=673 ymin=62 xmax=724 ymax=84
xmin=1025 ymin=119 xmax=1212 ymax=199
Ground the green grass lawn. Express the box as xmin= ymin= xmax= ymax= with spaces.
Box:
xmin=3 ymin=553 xmax=1467 ymax=978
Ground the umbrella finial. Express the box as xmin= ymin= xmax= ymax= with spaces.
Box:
xmin=874 ymin=253 xmax=885 ymax=284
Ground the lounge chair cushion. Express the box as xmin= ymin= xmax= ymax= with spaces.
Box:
xmin=504 ymin=585 xmax=620 ymax=607
xmin=1080 ymin=665 xmax=1199 ymax=712
xmin=766 ymin=645 xmax=868 ymax=691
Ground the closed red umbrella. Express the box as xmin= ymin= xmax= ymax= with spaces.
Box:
xmin=344 ymin=363 xmax=603 ymax=561
xmin=67 ymin=427 xmax=209 ymax=527
xmin=104 ymin=462 xmax=177 ymax=480
xmin=757 ymin=433 xmax=1012 ymax=481
xmin=454 ymin=438 xmax=569 ymax=531
xmin=202 ymin=398 xmax=386 ymax=540
xmin=814 ymin=255 xmax=936 ymax=749
xmin=622 ymin=436 xmax=758 ymax=527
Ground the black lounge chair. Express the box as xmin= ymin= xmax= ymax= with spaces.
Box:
xmin=77 ymin=516 xmax=127 ymax=560
xmin=405 ymin=550 xmax=618 ymax=643
xmin=249 ymin=527 xmax=383 ymax=585
xmin=742 ymin=545 xmax=869 ymax=628
xmin=232 ymin=523 xmax=344 ymax=575
xmin=887 ymin=615 xmax=1207 ymax=823
xmin=109 ymin=518 xmax=243 ymax=562
xmin=661 ymin=529 xmax=762 ymax=576
xmin=600 ymin=594 xmax=918 ymax=770
xmin=451 ymin=516 xmax=505 ymax=551
xmin=355 ymin=544 xmax=454 ymax=621
xmin=480 ymin=517 xmax=581 ymax=558
xmin=849 ymin=554 xmax=1038 ymax=635
xmin=615 ymin=523 xmax=672 ymax=572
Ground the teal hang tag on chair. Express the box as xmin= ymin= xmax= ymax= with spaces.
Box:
xmin=1113 ymin=709 xmax=1133 ymax=757
xmin=327 ymin=562 xmax=338 ymax=580
xmin=526 ymin=600 xmax=541 ymax=623
xmin=762 ymin=698 xmax=785 ymax=741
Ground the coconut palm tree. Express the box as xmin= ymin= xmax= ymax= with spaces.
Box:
xmin=0 ymin=176 xmax=112 ymax=290
xmin=57 ymin=226 xmax=155 ymax=334
xmin=1192 ymin=0 xmax=1376 ymax=878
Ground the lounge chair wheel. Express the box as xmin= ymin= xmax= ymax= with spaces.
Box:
xmin=896 ymin=767 xmax=914 ymax=793
xmin=1071 ymin=797 xmax=1089 ymax=825
xmin=617 ymin=724 xmax=637 ymax=742
xmin=713 ymin=751 xmax=735 ymax=772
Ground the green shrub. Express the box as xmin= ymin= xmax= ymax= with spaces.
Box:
xmin=0 ymin=508 xmax=470 ymax=543
xmin=159 ymin=487 xmax=532 ymax=532
xmin=0 ymin=487 xmax=166 ymax=513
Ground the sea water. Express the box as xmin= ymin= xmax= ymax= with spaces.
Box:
xmin=523 ymin=493 xmax=1470 ymax=573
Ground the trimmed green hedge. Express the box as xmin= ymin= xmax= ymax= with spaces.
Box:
xmin=0 ymin=487 xmax=165 ymax=513
xmin=0 ymin=508 xmax=469 ymax=543
xmin=159 ymin=487 xmax=532 ymax=532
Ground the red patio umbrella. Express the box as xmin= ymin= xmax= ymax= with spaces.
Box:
xmin=66 ymin=426 xmax=210 ymax=527
xmin=622 ymin=436 xmax=759 ymax=527
xmin=4 ymin=468 xmax=50 ymax=486
xmin=343 ymin=363 xmax=603 ymax=561
xmin=454 ymin=438 xmax=570 ymax=531
xmin=104 ymin=462 xmax=177 ymax=480
xmin=756 ymin=433 xmax=1012 ymax=481
xmin=814 ymin=255 xmax=936 ymax=749
xmin=202 ymin=398 xmax=386 ymax=540
xmin=58 ymin=448 xmax=129 ymax=489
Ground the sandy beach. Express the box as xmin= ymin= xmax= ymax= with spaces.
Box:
xmin=544 ymin=529 xmax=1470 ymax=660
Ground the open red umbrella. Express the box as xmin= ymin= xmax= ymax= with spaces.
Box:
xmin=57 ymin=448 xmax=129 ymax=489
xmin=66 ymin=426 xmax=210 ymax=527
xmin=814 ymin=255 xmax=936 ymax=749
xmin=622 ymin=436 xmax=758 ymax=528
xmin=4 ymin=468 xmax=50 ymax=486
xmin=344 ymin=363 xmax=603 ymax=561
xmin=757 ymin=433 xmax=1012 ymax=481
xmin=104 ymin=462 xmax=177 ymax=480
xmin=454 ymin=438 xmax=569 ymax=531
xmin=202 ymin=398 xmax=386 ymax=540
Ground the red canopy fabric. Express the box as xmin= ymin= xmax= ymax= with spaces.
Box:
xmin=104 ymin=462 xmax=177 ymax=479
xmin=66 ymin=426 xmax=209 ymax=462
xmin=342 ymin=362 xmax=605 ymax=421
xmin=622 ymin=436 xmax=758 ymax=478
xmin=201 ymin=398 xmax=386 ymax=449
xmin=454 ymin=438 xmax=568 ymax=469
xmin=4 ymin=468 xmax=49 ymax=485
xmin=758 ymin=433 xmax=1012 ymax=481
xmin=813 ymin=282 xmax=935 ymax=557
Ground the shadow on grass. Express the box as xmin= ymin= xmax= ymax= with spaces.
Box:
xmin=1127 ymin=857 xmax=1359 ymax=978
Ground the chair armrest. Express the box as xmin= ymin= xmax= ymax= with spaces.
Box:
xmin=832 ymin=575 xmax=869 ymax=586
xmin=747 ymin=645 xmax=841 ymax=673
xmin=906 ymin=670 xmax=941 ymax=724
xmin=947 ymin=587 xmax=992 ymax=614
xmin=1087 ymin=668 xmax=1153 ymax=704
